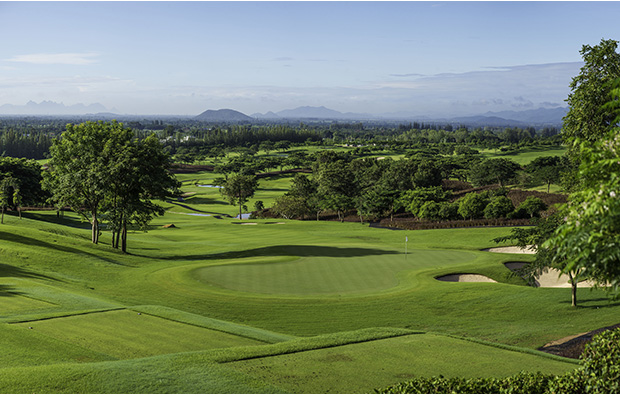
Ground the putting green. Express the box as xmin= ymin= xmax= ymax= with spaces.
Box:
xmin=194 ymin=248 xmax=476 ymax=296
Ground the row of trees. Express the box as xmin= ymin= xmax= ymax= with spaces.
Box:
xmin=43 ymin=121 xmax=180 ymax=252
xmin=270 ymin=150 xmax=559 ymax=223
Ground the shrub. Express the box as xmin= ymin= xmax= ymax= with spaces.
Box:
xmin=457 ymin=192 xmax=489 ymax=220
xmin=484 ymin=196 xmax=515 ymax=219
xmin=417 ymin=201 xmax=442 ymax=220
xmin=580 ymin=328 xmax=620 ymax=393
xmin=517 ymin=196 xmax=547 ymax=218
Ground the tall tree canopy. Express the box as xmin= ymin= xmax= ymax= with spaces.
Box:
xmin=44 ymin=121 xmax=179 ymax=250
xmin=562 ymin=38 xmax=620 ymax=150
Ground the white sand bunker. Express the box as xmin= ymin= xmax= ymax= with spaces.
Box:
xmin=238 ymin=222 xmax=258 ymax=225
xmin=436 ymin=274 xmax=497 ymax=283
xmin=504 ymin=262 xmax=597 ymax=288
xmin=483 ymin=245 xmax=536 ymax=254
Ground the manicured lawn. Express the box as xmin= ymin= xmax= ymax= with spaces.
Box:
xmin=228 ymin=333 xmax=576 ymax=393
xmin=14 ymin=309 xmax=265 ymax=359
xmin=0 ymin=157 xmax=616 ymax=392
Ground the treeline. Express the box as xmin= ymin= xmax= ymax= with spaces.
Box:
xmin=0 ymin=128 xmax=55 ymax=159
xmin=268 ymin=150 xmax=559 ymax=223
xmin=0 ymin=116 xmax=561 ymax=160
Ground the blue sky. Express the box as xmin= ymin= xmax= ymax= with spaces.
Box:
xmin=0 ymin=1 xmax=619 ymax=116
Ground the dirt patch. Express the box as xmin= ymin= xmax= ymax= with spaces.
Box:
xmin=435 ymin=274 xmax=497 ymax=283
xmin=539 ymin=323 xmax=620 ymax=359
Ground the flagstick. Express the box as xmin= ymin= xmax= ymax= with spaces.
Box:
xmin=405 ymin=236 xmax=408 ymax=259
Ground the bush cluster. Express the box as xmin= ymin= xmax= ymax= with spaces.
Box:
xmin=377 ymin=328 xmax=620 ymax=394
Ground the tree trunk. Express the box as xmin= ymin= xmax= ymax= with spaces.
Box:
xmin=18 ymin=207 xmax=21 ymax=219
xmin=121 ymin=217 xmax=128 ymax=253
xmin=91 ymin=211 xmax=99 ymax=244
xmin=239 ymin=201 xmax=243 ymax=220
xmin=1 ymin=206 xmax=4 ymax=224
xmin=568 ymin=271 xmax=578 ymax=307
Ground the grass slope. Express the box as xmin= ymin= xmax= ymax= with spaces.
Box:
xmin=0 ymin=168 xmax=616 ymax=392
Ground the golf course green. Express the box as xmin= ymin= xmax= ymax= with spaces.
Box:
xmin=0 ymin=170 xmax=617 ymax=392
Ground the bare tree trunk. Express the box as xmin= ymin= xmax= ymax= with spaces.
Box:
xmin=1 ymin=206 xmax=4 ymax=224
xmin=121 ymin=217 xmax=128 ymax=253
xmin=91 ymin=211 xmax=99 ymax=244
xmin=568 ymin=271 xmax=578 ymax=307
xmin=18 ymin=207 xmax=21 ymax=219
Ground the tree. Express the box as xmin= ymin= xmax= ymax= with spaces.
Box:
xmin=105 ymin=135 xmax=180 ymax=252
xmin=457 ymin=192 xmax=489 ymax=220
xmin=562 ymin=39 xmax=620 ymax=149
xmin=0 ymin=157 xmax=47 ymax=210
xmin=399 ymin=186 xmax=450 ymax=217
xmin=516 ymin=196 xmax=547 ymax=218
xmin=494 ymin=213 xmax=585 ymax=306
xmin=544 ymin=127 xmax=620 ymax=296
xmin=44 ymin=121 xmax=124 ymax=244
xmin=468 ymin=158 xmax=521 ymax=187
xmin=526 ymin=156 xmax=565 ymax=193
xmin=222 ymin=174 xmax=258 ymax=219
xmin=483 ymin=196 xmax=514 ymax=219
xmin=0 ymin=174 xmax=18 ymax=224
xmin=272 ymin=195 xmax=309 ymax=219
xmin=44 ymin=121 xmax=179 ymax=248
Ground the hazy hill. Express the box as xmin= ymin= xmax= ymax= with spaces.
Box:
xmin=195 ymin=109 xmax=253 ymax=122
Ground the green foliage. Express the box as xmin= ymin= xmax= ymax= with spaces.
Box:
xmin=580 ymin=328 xmax=620 ymax=393
xmin=379 ymin=371 xmax=559 ymax=394
xmin=545 ymin=127 xmax=620 ymax=294
xmin=516 ymin=196 xmax=547 ymax=218
xmin=272 ymin=194 xmax=310 ymax=219
xmin=0 ymin=156 xmax=47 ymax=207
xmin=563 ymin=38 xmax=620 ymax=149
xmin=457 ymin=192 xmax=489 ymax=220
xmin=469 ymin=158 xmax=522 ymax=187
xmin=221 ymin=173 xmax=259 ymax=219
xmin=400 ymin=186 xmax=450 ymax=217
xmin=526 ymin=155 xmax=565 ymax=193
xmin=483 ymin=196 xmax=514 ymax=219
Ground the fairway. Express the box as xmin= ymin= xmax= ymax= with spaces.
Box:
xmin=194 ymin=248 xmax=476 ymax=295
xmin=14 ymin=309 xmax=264 ymax=359
xmin=227 ymin=333 xmax=576 ymax=393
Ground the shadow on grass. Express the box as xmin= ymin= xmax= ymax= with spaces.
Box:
xmin=21 ymin=211 xmax=90 ymax=229
xmin=166 ymin=201 xmax=233 ymax=216
xmin=183 ymin=197 xmax=229 ymax=206
xmin=0 ymin=231 xmax=128 ymax=267
xmin=565 ymin=296 xmax=620 ymax=309
xmin=0 ymin=263 xmax=58 ymax=283
xmin=134 ymin=244 xmax=400 ymax=261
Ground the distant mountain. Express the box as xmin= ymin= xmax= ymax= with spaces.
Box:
xmin=0 ymin=100 xmax=109 ymax=115
xmin=273 ymin=106 xmax=373 ymax=120
xmin=251 ymin=111 xmax=281 ymax=119
xmin=195 ymin=109 xmax=253 ymax=122
xmin=481 ymin=107 xmax=567 ymax=124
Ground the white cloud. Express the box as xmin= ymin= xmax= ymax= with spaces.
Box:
xmin=5 ymin=52 xmax=99 ymax=65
